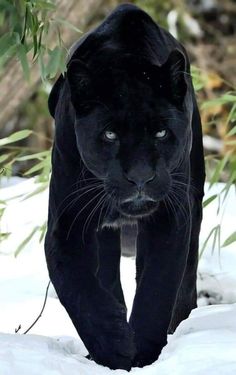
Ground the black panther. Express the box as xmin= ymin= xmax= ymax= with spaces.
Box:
xmin=45 ymin=3 xmax=205 ymax=371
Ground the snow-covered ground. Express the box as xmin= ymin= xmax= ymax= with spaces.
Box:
xmin=0 ymin=177 xmax=236 ymax=374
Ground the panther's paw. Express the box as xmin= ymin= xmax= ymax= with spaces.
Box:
xmin=80 ymin=303 xmax=135 ymax=371
xmin=132 ymin=340 xmax=166 ymax=368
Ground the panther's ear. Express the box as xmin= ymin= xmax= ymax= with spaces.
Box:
xmin=160 ymin=49 xmax=187 ymax=105
xmin=67 ymin=59 xmax=94 ymax=111
xmin=48 ymin=74 xmax=65 ymax=118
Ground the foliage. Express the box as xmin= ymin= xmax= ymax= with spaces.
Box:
xmin=193 ymin=68 xmax=236 ymax=253
xmin=0 ymin=0 xmax=81 ymax=80
xmin=0 ymin=130 xmax=50 ymax=252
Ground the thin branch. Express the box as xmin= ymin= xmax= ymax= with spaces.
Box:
xmin=23 ymin=280 xmax=51 ymax=334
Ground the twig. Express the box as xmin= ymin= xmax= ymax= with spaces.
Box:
xmin=23 ymin=280 xmax=51 ymax=334
xmin=15 ymin=324 xmax=21 ymax=333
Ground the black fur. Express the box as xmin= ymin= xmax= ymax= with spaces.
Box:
xmin=45 ymin=3 xmax=205 ymax=371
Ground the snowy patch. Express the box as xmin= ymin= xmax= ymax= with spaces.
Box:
xmin=0 ymin=178 xmax=236 ymax=374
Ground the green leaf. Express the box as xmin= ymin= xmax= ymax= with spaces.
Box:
xmin=39 ymin=221 xmax=47 ymax=243
xmin=0 ymin=44 xmax=18 ymax=67
xmin=45 ymin=46 xmax=62 ymax=79
xmin=38 ymin=51 xmax=46 ymax=81
xmin=202 ymin=93 xmax=236 ymax=109
xmin=21 ymin=182 xmax=48 ymax=200
xmin=16 ymin=150 xmax=50 ymax=161
xmin=211 ymin=224 xmax=220 ymax=255
xmin=35 ymin=0 xmax=56 ymax=11
xmin=202 ymin=194 xmax=218 ymax=208
xmin=32 ymin=33 xmax=38 ymax=59
xmin=0 ymin=130 xmax=33 ymax=146
xmin=17 ymin=43 xmax=30 ymax=80
xmin=0 ymin=154 xmax=10 ymax=163
xmin=225 ymin=139 xmax=236 ymax=146
xmin=209 ymin=153 xmax=230 ymax=187
xmin=191 ymin=66 xmax=206 ymax=92
xmin=54 ymin=18 xmax=82 ymax=34
xmin=23 ymin=160 xmax=46 ymax=175
xmin=221 ymin=170 xmax=236 ymax=202
xmin=226 ymin=103 xmax=236 ymax=126
xmin=0 ymin=232 xmax=11 ymax=242
xmin=222 ymin=232 xmax=236 ymax=247
xmin=14 ymin=227 xmax=39 ymax=257
xmin=200 ymin=225 xmax=220 ymax=258
xmin=0 ymin=33 xmax=16 ymax=56
xmin=226 ymin=125 xmax=236 ymax=137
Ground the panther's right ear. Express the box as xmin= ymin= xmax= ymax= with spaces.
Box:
xmin=48 ymin=74 xmax=65 ymax=118
xmin=66 ymin=59 xmax=94 ymax=110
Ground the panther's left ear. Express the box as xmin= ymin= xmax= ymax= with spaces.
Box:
xmin=66 ymin=59 xmax=94 ymax=111
xmin=161 ymin=49 xmax=187 ymax=105
xmin=48 ymin=74 xmax=65 ymax=118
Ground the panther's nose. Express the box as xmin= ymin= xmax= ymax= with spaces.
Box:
xmin=124 ymin=172 xmax=156 ymax=191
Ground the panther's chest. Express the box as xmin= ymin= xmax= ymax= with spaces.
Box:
xmin=101 ymin=209 xmax=137 ymax=229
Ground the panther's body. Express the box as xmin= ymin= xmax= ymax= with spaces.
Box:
xmin=45 ymin=4 xmax=205 ymax=371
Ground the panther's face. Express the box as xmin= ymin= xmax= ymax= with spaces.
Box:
xmin=67 ymin=50 xmax=192 ymax=219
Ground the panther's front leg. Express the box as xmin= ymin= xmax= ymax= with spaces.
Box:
xmin=129 ymin=201 xmax=191 ymax=367
xmin=96 ymin=227 xmax=126 ymax=308
xmin=45 ymin=180 xmax=135 ymax=371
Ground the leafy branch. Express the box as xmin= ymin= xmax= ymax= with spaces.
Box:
xmin=0 ymin=0 xmax=82 ymax=80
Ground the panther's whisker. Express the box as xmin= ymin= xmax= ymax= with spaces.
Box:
xmin=97 ymin=194 xmax=110 ymax=230
xmin=75 ymin=182 xmax=104 ymax=193
xmin=166 ymin=182 xmax=189 ymax=224
xmin=69 ymin=177 xmax=100 ymax=189
xmin=56 ymin=182 xmax=103 ymax=215
xmin=164 ymin=194 xmax=179 ymax=224
xmin=82 ymin=192 xmax=107 ymax=243
xmin=172 ymin=179 xmax=198 ymax=195
xmin=56 ymin=184 xmax=104 ymax=226
xmin=66 ymin=189 xmax=105 ymax=240
xmin=99 ymin=192 xmax=115 ymax=228
xmin=168 ymin=189 xmax=190 ymax=225
xmin=57 ymin=183 xmax=103 ymax=212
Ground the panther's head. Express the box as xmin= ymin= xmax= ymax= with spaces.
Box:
xmin=65 ymin=49 xmax=192 ymax=219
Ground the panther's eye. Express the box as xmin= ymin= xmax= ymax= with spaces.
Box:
xmin=155 ymin=129 xmax=168 ymax=139
xmin=104 ymin=131 xmax=118 ymax=141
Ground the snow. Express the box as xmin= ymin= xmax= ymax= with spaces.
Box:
xmin=0 ymin=177 xmax=236 ymax=374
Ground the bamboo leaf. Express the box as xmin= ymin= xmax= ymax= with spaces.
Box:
xmin=211 ymin=225 xmax=220 ymax=255
xmin=226 ymin=126 xmax=236 ymax=137
xmin=39 ymin=221 xmax=47 ymax=243
xmin=202 ymin=93 xmax=236 ymax=109
xmin=202 ymin=194 xmax=218 ymax=208
xmin=54 ymin=18 xmax=82 ymax=34
xmin=21 ymin=182 xmax=48 ymax=200
xmin=16 ymin=150 xmax=50 ymax=161
xmin=23 ymin=160 xmax=45 ymax=175
xmin=222 ymin=232 xmax=236 ymax=247
xmin=0 ymin=130 xmax=33 ymax=146
xmin=14 ymin=227 xmax=39 ymax=257
xmin=0 ymin=154 xmax=10 ymax=163
xmin=36 ymin=1 xmax=56 ymax=11
xmin=17 ymin=43 xmax=30 ymax=80
xmin=46 ymin=46 xmax=63 ymax=79
xmin=0 ymin=44 xmax=18 ymax=67
xmin=209 ymin=153 xmax=230 ymax=187
xmin=200 ymin=225 xmax=219 ymax=258
xmin=0 ymin=232 xmax=11 ymax=241
xmin=225 ymin=140 xmax=236 ymax=146
xmin=0 ymin=33 xmax=15 ymax=56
